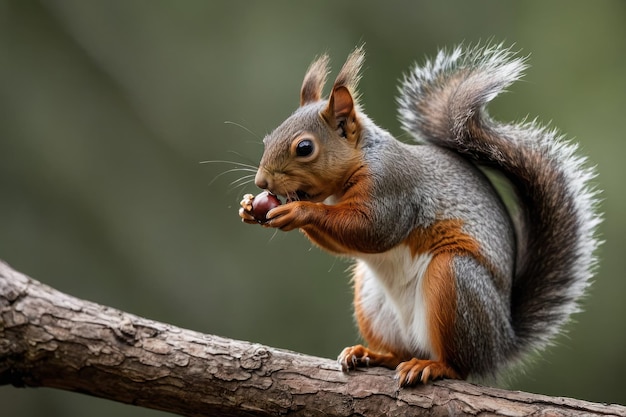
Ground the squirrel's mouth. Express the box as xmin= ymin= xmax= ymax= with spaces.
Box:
xmin=285 ymin=190 xmax=312 ymax=203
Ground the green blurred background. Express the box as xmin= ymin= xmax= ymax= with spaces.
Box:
xmin=1 ymin=1 xmax=624 ymax=415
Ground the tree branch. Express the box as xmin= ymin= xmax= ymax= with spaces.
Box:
xmin=0 ymin=260 xmax=624 ymax=417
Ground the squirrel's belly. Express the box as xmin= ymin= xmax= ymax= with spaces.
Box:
xmin=354 ymin=247 xmax=436 ymax=359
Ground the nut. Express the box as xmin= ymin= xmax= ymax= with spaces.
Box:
xmin=246 ymin=191 xmax=282 ymax=222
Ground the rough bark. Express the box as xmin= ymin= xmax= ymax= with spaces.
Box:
xmin=0 ymin=260 xmax=624 ymax=417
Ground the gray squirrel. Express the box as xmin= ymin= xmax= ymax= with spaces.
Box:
xmin=239 ymin=44 xmax=601 ymax=385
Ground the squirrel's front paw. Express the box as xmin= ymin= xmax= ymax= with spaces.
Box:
xmin=265 ymin=202 xmax=309 ymax=231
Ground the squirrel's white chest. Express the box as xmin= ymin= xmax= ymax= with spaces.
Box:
xmin=355 ymin=246 xmax=435 ymax=358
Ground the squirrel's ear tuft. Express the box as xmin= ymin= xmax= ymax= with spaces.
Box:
xmin=301 ymin=54 xmax=330 ymax=106
xmin=331 ymin=45 xmax=365 ymax=105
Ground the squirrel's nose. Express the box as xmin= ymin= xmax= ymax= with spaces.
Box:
xmin=254 ymin=169 xmax=270 ymax=190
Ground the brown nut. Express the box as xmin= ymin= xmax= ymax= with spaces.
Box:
xmin=249 ymin=191 xmax=282 ymax=222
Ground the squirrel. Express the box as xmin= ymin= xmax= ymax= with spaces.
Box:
xmin=238 ymin=43 xmax=601 ymax=385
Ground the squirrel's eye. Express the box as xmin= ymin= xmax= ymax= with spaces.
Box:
xmin=295 ymin=139 xmax=314 ymax=157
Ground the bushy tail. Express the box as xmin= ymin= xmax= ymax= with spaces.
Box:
xmin=398 ymin=43 xmax=602 ymax=355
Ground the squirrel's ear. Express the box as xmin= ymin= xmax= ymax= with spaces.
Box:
xmin=323 ymin=86 xmax=360 ymax=143
xmin=327 ymin=86 xmax=354 ymax=121
xmin=300 ymin=54 xmax=330 ymax=106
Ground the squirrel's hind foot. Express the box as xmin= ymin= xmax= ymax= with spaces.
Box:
xmin=338 ymin=344 xmax=403 ymax=371
xmin=395 ymin=358 xmax=461 ymax=386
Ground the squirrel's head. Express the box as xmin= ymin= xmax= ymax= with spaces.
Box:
xmin=255 ymin=46 xmax=366 ymax=203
